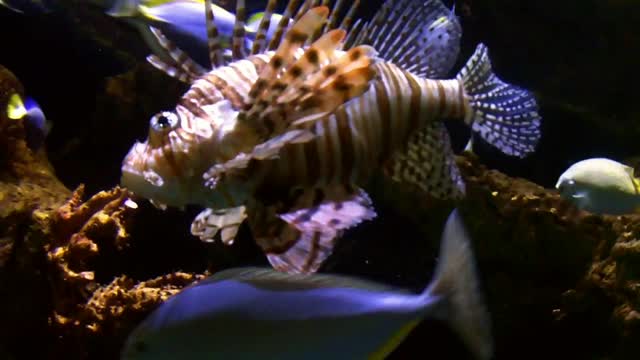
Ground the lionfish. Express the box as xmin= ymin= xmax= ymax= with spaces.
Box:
xmin=121 ymin=0 xmax=542 ymax=274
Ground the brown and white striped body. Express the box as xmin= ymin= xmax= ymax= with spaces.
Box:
xmin=257 ymin=60 xmax=468 ymax=192
xmin=172 ymin=52 xmax=469 ymax=208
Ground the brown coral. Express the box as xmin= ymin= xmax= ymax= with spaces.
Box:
xmin=47 ymin=185 xmax=137 ymax=330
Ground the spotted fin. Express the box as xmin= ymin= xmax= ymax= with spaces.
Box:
xmin=248 ymin=6 xmax=330 ymax=101
xmin=458 ymin=43 xmax=541 ymax=158
xmin=384 ymin=121 xmax=465 ymax=200
xmin=190 ymin=206 xmax=248 ymax=245
xmin=237 ymin=6 xmax=376 ymax=150
xmin=345 ymin=0 xmax=461 ymax=79
xmin=248 ymin=186 xmax=376 ymax=274
xmin=266 ymin=0 xmax=301 ymax=51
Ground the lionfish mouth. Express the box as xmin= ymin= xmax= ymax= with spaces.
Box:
xmin=120 ymin=141 xmax=169 ymax=198
xmin=121 ymin=142 xmax=150 ymax=181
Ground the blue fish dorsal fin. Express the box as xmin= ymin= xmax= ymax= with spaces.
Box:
xmin=200 ymin=267 xmax=405 ymax=294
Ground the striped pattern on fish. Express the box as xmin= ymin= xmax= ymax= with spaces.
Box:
xmin=121 ymin=0 xmax=542 ymax=274
xmin=254 ymin=62 xmax=467 ymax=190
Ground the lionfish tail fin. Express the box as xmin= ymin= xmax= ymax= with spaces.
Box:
xmin=426 ymin=209 xmax=493 ymax=360
xmin=457 ymin=43 xmax=542 ymax=158
xmin=345 ymin=0 xmax=461 ymax=78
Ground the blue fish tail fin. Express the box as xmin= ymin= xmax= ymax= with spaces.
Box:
xmin=457 ymin=43 xmax=542 ymax=158
xmin=425 ymin=209 xmax=493 ymax=360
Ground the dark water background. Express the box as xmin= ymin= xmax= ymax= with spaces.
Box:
xmin=0 ymin=0 xmax=638 ymax=359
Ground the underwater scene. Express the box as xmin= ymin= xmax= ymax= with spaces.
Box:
xmin=0 ymin=0 xmax=639 ymax=359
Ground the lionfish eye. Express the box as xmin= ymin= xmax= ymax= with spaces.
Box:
xmin=151 ymin=111 xmax=179 ymax=132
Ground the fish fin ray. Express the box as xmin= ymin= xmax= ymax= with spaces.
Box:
xmin=385 ymin=122 xmax=465 ymax=200
xmin=190 ymin=206 xmax=247 ymax=245
xmin=250 ymin=186 xmax=376 ymax=274
xmin=250 ymin=0 xmax=278 ymax=54
xmin=232 ymin=0 xmax=248 ymax=59
xmin=205 ymin=0 xmax=225 ymax=68
xmin=203 ymin=129 xmax=316 ymax=188
xmin=458 ymin=43 xmax=541 ymax=158
xmin=346 ymin=0 xmax=461 ymax=78
xmin=240 ymin=7 xmax=377 ymax=142
xmin=148 ymin=27 xmax=206 ymax=79
xmin=266 ymin=0 xmax=301 ymax=50
xmin=146 ymin=54 xmax=194 ymax=83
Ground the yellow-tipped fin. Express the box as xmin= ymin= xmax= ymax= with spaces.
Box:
xmin=6 ymin=93 xmax=26 ymax=120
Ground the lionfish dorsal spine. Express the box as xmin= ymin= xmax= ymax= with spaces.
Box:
xmin=232 ymin=0 xmax=248 ymax=60
xmin=342 ymin=18 xmax=364 ymax=50
xmin=147 ymin=27 xmax=206 ymax=83
xmin=292 ymin=0 xmax=313 ymax=23
xmin=324 ymin=0 xmax=345 ymax=32
xmin=247 ymin=6 xmax=330 ymax=101
xmin=205 ymin=0 xmax=224 ymax=69
xmin=337 ymin=0 xmax=360 ymax=34
xmin=267 ymin=0 xmax=301 ymax=51
xmin=250 ymin=0 xmax=279 ymax=55
xmin=308 ymin=0 xmax=332 ymax=42
xmin=146 ymin=54 xmax=192 ymax=83
xmin=233 ymin=5 xmax=376 ymax=143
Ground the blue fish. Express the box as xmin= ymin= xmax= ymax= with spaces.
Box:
xmin=6 ymin=93 xmax=51 ymax=150
xmin=108 ymin=0 xmax=286 ymax=67
xmin=121 ymin=209 xmax=493 ymax=360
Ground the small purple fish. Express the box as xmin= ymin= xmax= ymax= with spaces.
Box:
xmin=6 ymin=93 xmax=51 ymax=150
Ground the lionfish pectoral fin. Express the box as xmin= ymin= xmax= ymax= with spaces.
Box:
xmin=204 ymin=129 xmax=315 ymax=187
xmin=385 ymin=122 xmax=465 ymax=200
xmin=457 ymin=43 xmax=541 ymax=158
xmin=249 ymin=186 xmax=376 ymax=274
xmin=239 ymin=6 xmax=377 ymax=142
xmin=344 ymin=0 xmax=462 ymax=79
xmin=191 ymin=206 xmax=247 ymax=245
